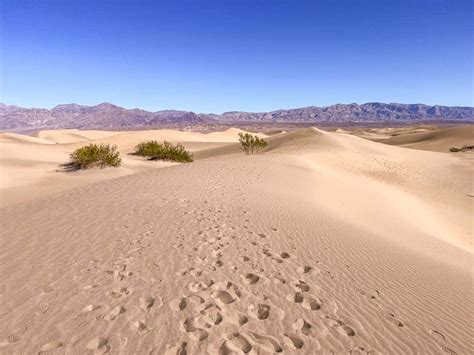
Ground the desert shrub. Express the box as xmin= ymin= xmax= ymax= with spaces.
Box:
xmin=449 ymin=145 xmax=473 ymax=153
xmin=133 ymin=140 xmax=193 ymax=162
xmin=238 ymin=132 xmax=268 ymax=154
xmin=68 ymin=143 xmax=121 ymax=169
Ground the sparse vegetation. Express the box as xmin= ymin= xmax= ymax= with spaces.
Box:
xmin=238 ymin=132 xmax=268 ymax=155
xmin=133 ymin=140 xmax=193 ymax=162
xmin=68 ymin=143 xmax=122 ymax=169
xmin=449 ymin=145 xmax=473 ymax=152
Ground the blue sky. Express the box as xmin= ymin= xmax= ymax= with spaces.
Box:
xmin=1 ymin=0 xmax=472 ymax=113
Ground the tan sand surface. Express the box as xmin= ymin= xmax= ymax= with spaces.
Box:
xmin=0 ymin=127 xmax=472 ymax=354
xmin=0 ymin=128 xmax=262 ymax=207
xmin=351 ymin=125 xmax=473 ymax=152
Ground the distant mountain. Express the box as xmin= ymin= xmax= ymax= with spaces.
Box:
xmin=203 ymin=103 xmax=474 ymax=123
xmin=0 ymin=102 xmax=211 ymax=131
xmin=0 ymin=102 xmax=472 ymax=130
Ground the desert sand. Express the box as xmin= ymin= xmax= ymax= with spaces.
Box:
xmin=0 ymin=126 xmax=472 ymax=354
xmin=0 ymin=128 xmax=266 ymax=207
xmin=351 ymin=124 xmax=473 ymax=152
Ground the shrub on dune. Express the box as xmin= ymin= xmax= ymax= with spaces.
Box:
xmin=449 ymin=145 xmax=473 ymax=152
xmin=68 ymin=143 xmax=122 ymax=169
xmin=133 ymin=140 xmax=193 ymax=162
xmin=238 ymin=132 xmax=268 ymax=154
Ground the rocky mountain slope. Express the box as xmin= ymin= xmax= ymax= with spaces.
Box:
xmin=1 ymin=102 xmax=472 ymax=130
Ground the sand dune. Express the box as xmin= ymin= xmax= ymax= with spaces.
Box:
xmin=0 ymin=127 xmax=472 ymax=354
xmin=353 ymin=125 xmax=473 ymax=152
xmin=0 ymin=128 xmax=267 ymax=207
xmin=32 ymin=129 xmax=123 ymax=144
xmin=0 ymin=132 xmax=56 ymax=145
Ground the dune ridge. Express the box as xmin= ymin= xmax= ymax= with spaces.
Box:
xmin=356 ymin=124 xmax=473 ymax=152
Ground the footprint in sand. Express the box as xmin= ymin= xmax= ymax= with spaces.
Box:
xmin=180 ymin=316 xmax=210 ymax=341
xmin=302 ymin=296 xmax=322 ymax=310
xmin=180 ymin=306 xmax=222 ymax=341
xmin=287 ymin=292 xmax=304 ymax=303
xmin=131 ymin=320 xmax=149 ymax=333
xmin=242 ymin=273 xmax=260 ymax=285
xmin=211 ymin=290 xmax=235 ymax=305
xmin=386 ymin=313 xmax=404 ymax=327
xmin=140 ymin=296 xmax=162 ymax=311
xmin=105 ymin=306 xmax=126 ymax=321
xmin=77 ymin=304 xmax=101 ymax=317
xmin=213 ymin=259 xmax=224 ymax=267
xmin=325 ymin=317 xmax=356 ymax=336
xmin=284 ymin=333 xmax=305 ymax=349
xmin=223 ymin=310 xmax=248 ymax=326
xmin=84 ymin=304 xmax=101 ymax=312
xmin=273 ymin=276 xmax=286 ymax=284
xmin=165 ymin=341 xmax=187 ymax=355
xmin=350 ymin=346 xmax=373 ymax=354
xmin=86 ymin=337 xmax=110 ymax=353
xmin=292 ymin=318 xmax=313 ymax=336
xmin=170 ymin=295 xmax=204 ymax=311
xmin=200 ymin=303 xmax=224 ymax=326
xmin=189 ymin=329 xmax=209 ymax=342
xmin=109 ymin=287 xmax=129 ymax=299
xmin=294 ymin=280 xmax=310 ymax=292
xmin=297 ymin=265 xmax=312 ymax=274
xmin=188 ymin=279 xmax=214 ymax=292
xmin=248 ymin=303 xmax=271 ymax=320
xmin=287 ymin=292 xmax=322 ymax=310
xmin=39 ymin=341 xmax=63 ymax=353
xmin=248 ymin=332 xmax=283 ymax=353
xmin=225 ymin=333 xmax=253 ymax=353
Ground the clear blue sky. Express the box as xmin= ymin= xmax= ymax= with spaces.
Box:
xmin=1 ymin=0 xmax=472 ymax=113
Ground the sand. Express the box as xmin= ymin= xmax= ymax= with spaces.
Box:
xmin=350 ymin=124 xmax=473 ymax=152
xmin=0 ymin=128 xmax=264 ymax=207
xmin=0 ymin=127 xmax=472 ymax=354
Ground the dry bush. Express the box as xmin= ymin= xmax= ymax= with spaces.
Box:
xmin=238 ymin=133 xmax=268 ymax=154
xmin=68 ymin=143 xmax=121 ymax=169
xmin=133 ymin=140 xmax=193 ymax=162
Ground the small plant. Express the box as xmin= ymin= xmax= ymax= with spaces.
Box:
xmin=133 ymin=140 xmax=193 ymax=162
xmin=238 ymin=133 xmax=268 ymax=155
xmin=449 ymin=145 xmax=473 ymax=153
xmin=68 ymin=143 xmax=121 ymax=169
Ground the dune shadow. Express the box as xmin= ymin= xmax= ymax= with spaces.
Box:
xmin=56 ymin=162 xmax=81 ymax=172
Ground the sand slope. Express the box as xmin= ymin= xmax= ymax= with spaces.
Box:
xmin=0 ymin=128 xmax=472 ymax=354
xmin=0 ymin=128 xmax=266 ymax=207
xmin=357 ymin=125 xmax=473 ymax=152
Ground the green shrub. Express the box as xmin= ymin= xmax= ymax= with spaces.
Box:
xmin=133 ymin=140 xmax=193 ymax=162
xmin=68 ymin=143 xmax=121 ymax=169
xmin=238 ymin=132 xmax=268 ymax=154
xmin=449 ymin=145 xmax=473 ymax=153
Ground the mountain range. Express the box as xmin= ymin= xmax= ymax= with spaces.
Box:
xmin=1 ymin=102 xmax=472 ymax=131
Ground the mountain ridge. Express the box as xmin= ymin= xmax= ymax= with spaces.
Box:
xmin=1 ymin=102 xmax=472 ymax=130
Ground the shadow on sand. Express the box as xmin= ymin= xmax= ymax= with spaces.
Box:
xmin=56 ymin=162 xmax=81 ymax=172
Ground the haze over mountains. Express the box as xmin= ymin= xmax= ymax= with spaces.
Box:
xmin=0 ymin=102 xmax=473 ymax=131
